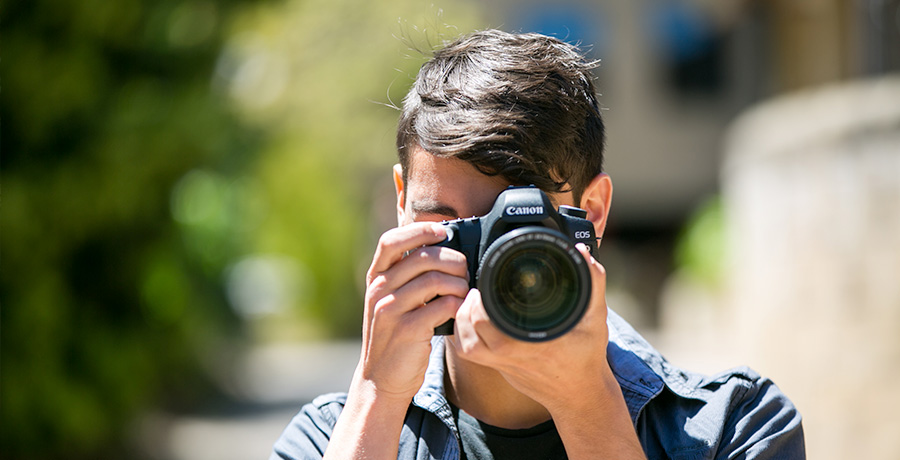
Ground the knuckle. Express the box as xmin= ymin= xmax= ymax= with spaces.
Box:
xmin=471 ymin=309 xmax=491 ymax=328
xmin=454 ymin=277 xmax=471 ymax=295
xmin=415 ymin=247 xmax=434 ymax=261
xmin=415 ymin=271 xmax=435 ymax=289
xmin=365 ymin=280 xmax=390 ymax=308
xmin=422 ymin=271 xmax=446 ymax=293
xmin=431 ymin=296 xmax=460 ymax=321
xmin=372 ymin=295 xmax=397 ymax=319
xmin=377 ymin=234 xmax=400 ymax=254
xmin=368 ymin=273 xmax=390 ymax=293
xmin=448 ymin=248 xmax=468 ymax=264
xmin=418 ymin=247 xmax=448 ymax=267
xmin=591 ymin=261 xmax=607 ymax=281
xmin=442 ymin=294 xmax=465 ymax=310
xmin=365 ymin=269 xmax=375 ymax=286
xmin=461 ymin=338 xmax=480 ymax=356
xmin=436 ymin=246 xmax=464 ymax=264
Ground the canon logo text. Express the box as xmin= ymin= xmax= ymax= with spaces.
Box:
xmin=506 ymin=206 xmax=544 ymax=216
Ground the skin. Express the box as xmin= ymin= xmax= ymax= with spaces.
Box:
xmin=324 ymin=146 xmax=646 ymax=459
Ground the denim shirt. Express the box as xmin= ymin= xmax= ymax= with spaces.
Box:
xmin=270 ymin=310 xmax=805 ymax=459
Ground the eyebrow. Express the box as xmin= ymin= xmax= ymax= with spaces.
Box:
xmin=410 ymin=200 xmax=460 ymax=219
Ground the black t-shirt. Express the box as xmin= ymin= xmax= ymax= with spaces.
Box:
xmin=452 ymin=404 xmax=567 ymax=460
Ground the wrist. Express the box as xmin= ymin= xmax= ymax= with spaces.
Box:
xmin=325 ymin=376 xmax=414 ymax=460
xmin=541 ymin=362 xmax=620 ymax=416
xmin=548 ymin=367 xmax=646 ymax=460
xmin=346 ymin=371 xmax=416 ymax=419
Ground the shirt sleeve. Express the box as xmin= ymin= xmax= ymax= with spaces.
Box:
xmin=717 ymin=377 xmax=806 ymax=459
xmin=269 ymin=393 xmax=347 ymax=460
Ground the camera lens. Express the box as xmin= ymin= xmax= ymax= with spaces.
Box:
xmin=495 ymin=249 xmax=571 ymax=321
xmin=478 ymin=227 xmax=591 ymax=341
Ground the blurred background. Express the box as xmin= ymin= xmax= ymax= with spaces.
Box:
xmin=2 ymin=0 xmax=898 ymax=459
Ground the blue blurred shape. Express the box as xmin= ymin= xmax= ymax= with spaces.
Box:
xmin=649 ymin=1 xmax=715 ymax=61
xmin=515 ymin=2 xmax=607 ymax=56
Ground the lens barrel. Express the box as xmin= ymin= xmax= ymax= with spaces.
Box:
xmin=477 ymin=227 xmax=592 ymax=341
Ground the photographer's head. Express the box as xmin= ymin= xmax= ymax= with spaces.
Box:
xmin=396 ymin=29 xmax=605 ymax=206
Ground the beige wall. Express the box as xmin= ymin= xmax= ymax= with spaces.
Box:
xmin=720 ymin=75 xmax=900 ymax=460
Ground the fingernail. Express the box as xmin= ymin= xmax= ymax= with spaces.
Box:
xmin=431 ymin=223 xmax=447 ymax=236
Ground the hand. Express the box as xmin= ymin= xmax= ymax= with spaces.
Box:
xmin=325 ymin=222 xmax=471 ymax=460
xmin=449 ymin=244 xmax=645 ymax=458
xmin=449 ymin=243 xmax=613 ymax=414
xmin=356 ymin=221 xmax=470 ymax=402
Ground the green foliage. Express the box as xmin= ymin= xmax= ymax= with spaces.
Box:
xmin=1 ymin=0 xmax=256 ymax=457
xmin=217 ymin=0 xmax=485 ymax=336
xmin=674 ymin=196 xmax=727 ymax=288
xmin=2 ymin=0 xmax=484 ymax=456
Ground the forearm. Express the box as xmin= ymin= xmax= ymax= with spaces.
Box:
xmin=324 ymin=377 xmax=411 ymax=460
xmin=550 ymin=368 xmax=646 ymax=460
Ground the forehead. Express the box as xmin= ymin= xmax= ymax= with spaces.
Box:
xmin=405 ymin=147 xmax=510 ymax=218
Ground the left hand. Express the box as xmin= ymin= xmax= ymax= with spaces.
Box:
xmin=449 ymin=243 xmax=614 ymax=414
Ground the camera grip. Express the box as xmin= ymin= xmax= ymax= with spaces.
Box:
xmin=434 ymin=318 xmax=455 ymax=335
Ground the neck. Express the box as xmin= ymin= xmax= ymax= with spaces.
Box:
xmin=443 ymin=341 xmax=551 ymax=430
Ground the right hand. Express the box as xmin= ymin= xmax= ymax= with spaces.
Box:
xmin=355 ymin=221 xmax=470 ymax=403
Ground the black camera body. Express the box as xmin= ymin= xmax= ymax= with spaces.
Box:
xmin=433 ymin=186 xmax=598 ymax=341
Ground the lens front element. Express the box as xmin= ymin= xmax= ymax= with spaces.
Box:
xmin=478 ymin=227 xmax=591 ymax=341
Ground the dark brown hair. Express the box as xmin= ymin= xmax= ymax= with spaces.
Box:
xmin=396 ymin=29 xmax=605 ymax=204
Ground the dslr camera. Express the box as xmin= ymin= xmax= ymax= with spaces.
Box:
xmin=433 ymin=185 xmax=598 ymax=341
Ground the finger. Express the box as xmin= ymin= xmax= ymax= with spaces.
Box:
xmin=365 ymin=250 xmax=467 ymax=333
xmin=387 ymin=271 xmax=470 ymax=314
xmin=465 ymin=288 xmax=508 ymax=350
xmin=369 ymin=223 xmax=448 ymax=277
xmin=576 ymin=243 xmax=609 ymax=326
xmin=576 ymin=243 xmax=607 ymax=299
xmin=403 ymin=294 xmax=465 ymax=341
xmin=453 ymin=289 xmax=506 ymax=364
xmin=373 ymin=246 xmax=468 ymax=296
xmin=453 ymin=289 xmax=485 ymax=355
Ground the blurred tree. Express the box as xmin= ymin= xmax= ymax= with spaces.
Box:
xmin=1 ymin=0 xmax=483 ymax=456
xmin=1 ymin=0 xmax=258 ymax=458
xmin=0 ymin=0 xmax=486 ymax=459
xmin=216 ymin=0 xmax=484 ymax=338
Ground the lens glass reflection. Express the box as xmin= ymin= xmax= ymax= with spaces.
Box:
xmin=493 ymin=244 xmax=578 ymax=331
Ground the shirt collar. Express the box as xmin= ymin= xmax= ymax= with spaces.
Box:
xmin=607 ymin=309 xmax=706 ymax=403
xmin=606 ymin=309 xmax=666 ymax=425
xmin=413 ymin=337 xmax=459 ymax=437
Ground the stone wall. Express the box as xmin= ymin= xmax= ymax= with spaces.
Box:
xmin=721 ymin=75 xmax=900 ymax=460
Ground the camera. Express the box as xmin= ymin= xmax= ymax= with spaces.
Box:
xmin=432 ymin=185 xmax=598 ymax=341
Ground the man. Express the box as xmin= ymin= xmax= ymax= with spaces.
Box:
xmin=271 ymin=29 xmax=804 ymax=459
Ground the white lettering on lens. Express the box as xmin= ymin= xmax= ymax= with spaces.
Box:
xmin=506 ymin=206 xmax=544 ymax=216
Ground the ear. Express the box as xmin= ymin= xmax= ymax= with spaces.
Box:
xmin=392 ymin=163 xmax=407 ymax=225
xmin=578 ymin=173 xmax=613 ymax=239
